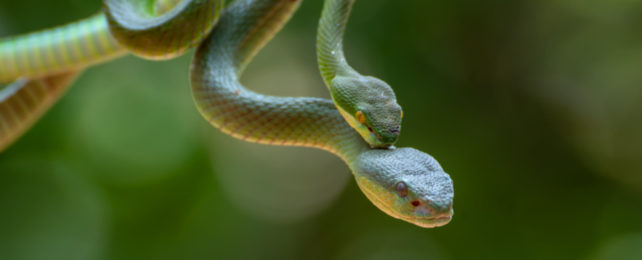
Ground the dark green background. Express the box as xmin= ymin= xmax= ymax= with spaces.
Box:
xmin=1 ymin=0 xmax=642 ymax=259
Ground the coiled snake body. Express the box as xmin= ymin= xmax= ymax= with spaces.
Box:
xmin=0 ymin=0 xmax=454 ymax=228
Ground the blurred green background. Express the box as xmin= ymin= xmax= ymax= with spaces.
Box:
xmin=2 ymin=0 xmax=642 ymax=259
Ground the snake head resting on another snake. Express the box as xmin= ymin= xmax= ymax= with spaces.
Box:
xmin=331 ymin=74 xmax=403 ymax=148
xmin=352 ymin=147 xmax=454 ymax=228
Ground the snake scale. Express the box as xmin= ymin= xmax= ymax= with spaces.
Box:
xmin=0 ymin=0 xmax=454 ymax=228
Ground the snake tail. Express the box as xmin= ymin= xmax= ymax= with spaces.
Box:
xmin=0 ymin=0 xmax=214 ymax=151
xmin=0 ymin=71 xmax=80 ymax=151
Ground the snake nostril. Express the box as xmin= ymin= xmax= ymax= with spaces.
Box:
xmin=429 ymin=200 xmax=452 ymax=212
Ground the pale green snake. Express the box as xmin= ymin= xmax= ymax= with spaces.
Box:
xmin=0 ymin=0 xmax=454 ymax=228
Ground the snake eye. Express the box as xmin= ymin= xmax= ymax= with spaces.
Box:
xmin=395 ymin=181 xmax=408 ymax=198
xmin=355 ymin=111 xmax=366 ymax=124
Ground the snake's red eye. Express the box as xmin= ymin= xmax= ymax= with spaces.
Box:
xmin=411 ymin=201 xmax=420 ymax=207
xmin=395 ymin=182 xmax=408 ymax=198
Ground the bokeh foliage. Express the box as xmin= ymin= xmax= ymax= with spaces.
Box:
xmin=1 ymin=0 xmax=642 ymax=259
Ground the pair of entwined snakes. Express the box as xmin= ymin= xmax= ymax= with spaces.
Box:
xmin=0 ymin=0 xmax=454 ymax=228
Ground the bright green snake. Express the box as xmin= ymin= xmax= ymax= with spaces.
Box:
xmin=317 ymin=0 xmax=402 ymax=148
xmin=0 ymin=0 xmax=454 ymax=228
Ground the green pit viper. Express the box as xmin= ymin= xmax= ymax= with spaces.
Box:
xmin=0 ymin=0 xmax=454 ymax=228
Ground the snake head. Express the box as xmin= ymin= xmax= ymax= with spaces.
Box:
xmin=353 ymin=147 xmax=454 ymax=228
xmin=331 ymin=75 xmax=402 ymax=148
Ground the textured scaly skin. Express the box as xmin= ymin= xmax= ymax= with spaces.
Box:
xmin=0 ymin=14 xmax=124 ymax=83
xmin=0 ymin=0 xmax=216 ymax=150
xmin=103 ymin=0 xmax=223 ymax=59
xmin=0 ymin=71 xmax=81 ymax=151
xmin=0 ymin=0 xmax=455 ymax=228
xmin=192 ymin=0 xmax=365 ymax=160
xmin=317 ymin=0 xmax=403 ymax=148
xmin=0 ymin=0 xmax=220 ymax=83
xmin=192 ymin=0 xmax=454 ymax=228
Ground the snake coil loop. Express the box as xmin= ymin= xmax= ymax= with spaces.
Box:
xmin=103 ymin=0 xmax=223 ymax=59
xmin=0 ymin=0 xmax=454 ymax=228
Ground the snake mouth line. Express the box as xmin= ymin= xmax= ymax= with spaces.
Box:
xmin=367 ymin=126 xmax=383 ymax=143
xmin=408 ymin=215 xmax=452 ymax=228
xmin=358 ymin=184 xmax=452 ymax=228
xmin=419 ymin=215 xmax=452 ymax=222
xmin=407 ymin=213 xmax=452 ymax=221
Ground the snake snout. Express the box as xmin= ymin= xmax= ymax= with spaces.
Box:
xmin=413 ymin=197 xmax=452 ymax=218
xmin=429 ymin=199 xmax=453 ymax=217
xmin=375 ymin=127 xmax=400 ymax=146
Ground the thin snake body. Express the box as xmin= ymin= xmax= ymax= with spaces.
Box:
xmin=103 ymin=0 xmax=222 ymax=59
xmin=0 ymin=0 xmax=219 ymax=148
xmin=0 ymin=71 xmax=80 ymax=151
xmin=0 ymin=0 xmax=454 ymax=228
xmin=317 ymin=0 xmax=402 ymax=148
xmin=0 ymin=0 xmax=219 ymax=83
xmin=192 ymin=0 xmax=453 ymax=228
xmin=0 ymin=14 xmax=124 ymax=83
